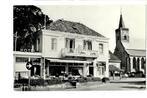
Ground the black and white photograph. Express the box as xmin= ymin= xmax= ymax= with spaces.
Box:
xmin=13 ymin=5 xmax=146 ymax=91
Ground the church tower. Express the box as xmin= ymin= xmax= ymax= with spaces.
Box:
xmin=114 ymin=13 xmax=130 ymax=72
xmin=115 ymin=14 xmax=129 ymax=49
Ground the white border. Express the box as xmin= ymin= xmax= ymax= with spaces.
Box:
xmin=0 ymin=0 xmax=147 ymax=98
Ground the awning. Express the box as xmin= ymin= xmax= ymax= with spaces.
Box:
xmin=46 ymin=59 xmax=92 ymax=64
xmin=109 ymin=65 xmax=123 ymax=72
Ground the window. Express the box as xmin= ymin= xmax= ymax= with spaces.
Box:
xmin=65 ymin=38 xmax=75 ymax=52
xmin=133 ymin=57 xmax=136 ymax=69
xmin=141 ymin=58 xmax=145 ymax=69
xmin=51 ymin=38 xmax=57 ymax=50
xmin=30 ymin=58 xmax=41 ymax=63
xmin=16 ymin=57 xmax=29 ymax=63
xmin=83 ymin=40 xmax=92 ymax=50
xmin=99 ymin=44 xmax=103 ymax=54
xmin=124 ymin=35 xmax=127 ymax=40
xmin=98 ymin=62 xmax=106 ymax=75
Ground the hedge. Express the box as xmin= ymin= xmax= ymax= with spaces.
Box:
xmin=76 ymin=77 xmax=101 ymax=83
xmin=45 ymin=78 xmax=62 ymax=85
xmin=14 ymin=77 xmax=103 ymax=87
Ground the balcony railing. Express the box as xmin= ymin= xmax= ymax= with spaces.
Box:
xmin=61 ymin=48 xmax=98 ymax=58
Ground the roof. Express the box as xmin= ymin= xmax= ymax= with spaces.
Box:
xmin=119 ymin=14 xmax=125 ymax=28
xmin=126 ymin=49 xmax=146 ymax=57
xmin=48 ymin=19 xmax=105 ymax=38
xmin=109 ymin=51 xmax=121 ymax=62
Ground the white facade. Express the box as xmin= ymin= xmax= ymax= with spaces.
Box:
xmin=14 ymin=27 xmax=109 ymax=79
xmin=42 ymin=30 xmax=109 ymax=78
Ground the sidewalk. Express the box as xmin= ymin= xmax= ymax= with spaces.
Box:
xmin=110 ymin=77 xmax=146 ymax=83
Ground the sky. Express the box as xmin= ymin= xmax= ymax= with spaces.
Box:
xmin=37 ymin=5 xmax=145 ymax=52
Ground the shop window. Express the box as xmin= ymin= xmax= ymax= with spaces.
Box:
xmin=69 ymin=67 xmax=83 ymax=76
xmin=30 ymin=58 xmax=40 ymax=62
xmin=98 ymin=62 xmax=106 ymax=75
xmin=15 ymin=71 xmax=28 ymax=80
xmin=30 ymin=58 xmax=41 ymax=65
xmin=49 ymin=66 xmax=65 ymax=76
xmin=16 ymin=57 xmax=28 ymax=63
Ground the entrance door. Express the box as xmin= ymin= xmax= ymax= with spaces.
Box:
xmin=31 ymin=65 xmax=41 ymax=76
xmin=89 ymin=67 xmax=93 ymax=76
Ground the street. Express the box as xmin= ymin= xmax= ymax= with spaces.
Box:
xmin=64 ymin=81 xmax=145 ymax=91
xmin=62 ymin=78 xmax=146 ymax=91
xmin=14 ymin=78 xmax=146 ymax=91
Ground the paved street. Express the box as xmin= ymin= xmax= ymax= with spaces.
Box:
xmin=52 ymin=78 xmax=145 ymax=91
xmin=64 ymin=81 xmax=145 ymax=91
xmin=60 ymin=78 xmax=146 ymax=91
xmin=15 ymin=78 xmax=146 ymax=91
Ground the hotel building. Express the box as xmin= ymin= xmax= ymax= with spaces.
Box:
xmin=14 ymin=19 xmax=109 ymax=79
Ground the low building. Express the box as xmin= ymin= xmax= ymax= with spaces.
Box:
xmin=109 ymin=51 xmax=121 ymax=70
xmin=109 ymin=51 xmax=121 ymax=77
xmin=14 ymin=19 xmax=109 ymax=79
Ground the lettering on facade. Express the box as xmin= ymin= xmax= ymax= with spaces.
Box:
xmin=20 ymin=49 xmax=32 ymax=52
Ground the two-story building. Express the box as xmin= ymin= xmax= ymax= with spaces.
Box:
xmin=14 ymin=19 xmax=109 ymax=79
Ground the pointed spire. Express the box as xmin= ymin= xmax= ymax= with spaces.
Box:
xmin=119 ymin=13 xmax=125 ymax=28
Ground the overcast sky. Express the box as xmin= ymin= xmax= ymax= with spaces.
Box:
xmin=37 ymin=5 xmax=145 ymax=52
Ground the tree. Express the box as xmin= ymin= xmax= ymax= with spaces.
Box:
xmin=13 ymin=5 xmax=53 ymax=51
